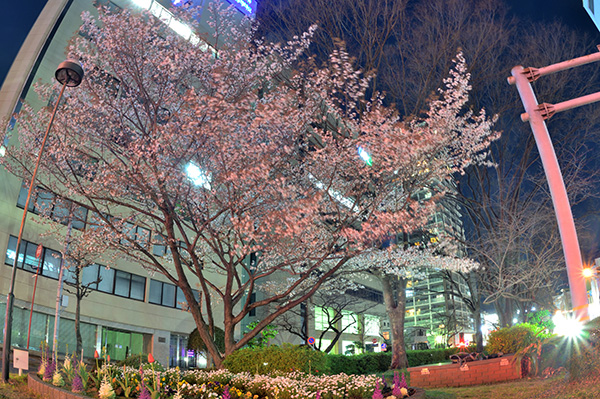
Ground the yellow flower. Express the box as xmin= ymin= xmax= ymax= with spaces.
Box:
xmin=400 ymin=387 xmax=408 ymax=397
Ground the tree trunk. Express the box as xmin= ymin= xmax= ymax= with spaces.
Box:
xmin=381 ymin=274 xmax=408 ymax=369
xmin=495 ymin=297 xmax=514 ymax=327
xmin=75 ymin=292 xmax=82 ymax=357
xmin=469 ymin=273 xmax=484 ymax=352
xmin=473 ymin=307 xmax=483 ymax=352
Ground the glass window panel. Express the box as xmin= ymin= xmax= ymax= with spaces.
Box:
xmin=315 ymin=306 xmax=332 ymax=331
xmin=364 ymin=315 xmax=380 ymax=336
xmin=136 ymin=227 xmax=150 ymax=247
xmin=97 ymin=267 xmax=115 ymax=293
xmin=162 ymin=283 xmax=176 ymax=307
xmin=34 ymin=190 xmax=54 ymax=215
xmin=42 ymin=248 xmax=61 ymax=279
xmin=5 ymin=235 xmax=18 ymax=266
xmin=87 ymin=212 xmax=104 ymax=230
xmin=17 ymin=182 xmax=35 ymax=211
xmin=52 ymin=200 xmax=71 ymax=225
xmin=63 ymin=259 xmax=78 ymax=284
xmin=149 ymin=279 xmax=162 ymax=304
xmin=176 ymin=287 xmax=185 ymax=309
xmin=72 ymin=206 xmax=88 ymax=230
xmin=114 ymin=270 xmax=131 ymax=297
xmin=82 ymin=263 xmax=99 ymax=289
xmin=152 ymin=234 xmax=166 ymax=256
xmin=22 ymin=242 xmax=40 ymax=273
xmin=341 ymin=311 xmax=358 ymax=334
xmin=122 ymin=222 xmax=135 ymax=245
xmin=130 ymin=274 xmax=145 ymax=301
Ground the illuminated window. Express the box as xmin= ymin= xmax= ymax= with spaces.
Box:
xmin=341 ymin=311 xmax=358 ymax=334
xmin=314 ymin=306 xmax=334 ymax=331
xmin=364 ymin=314 xmax=380 ymax=336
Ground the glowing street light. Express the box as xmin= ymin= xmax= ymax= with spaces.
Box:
xmin=2 ymin=60 xmax=83 ymax=382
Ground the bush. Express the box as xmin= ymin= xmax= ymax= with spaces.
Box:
xmin=406 ymin=348 xmax=459 ymax=367
xmin=486 ymin=323 xmax=543 ymax=354
xmin=326 ymin=348 xmax=459 ymax=374
xmin=222 ymin=344 xmax=329 ymax=374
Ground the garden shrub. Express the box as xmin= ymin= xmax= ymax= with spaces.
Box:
xmin=406 ymin=348 xmax=459 ymax=367
xmin=223 ymin=344 xmax=329 ymax=374
xmin=486 ymin=323 xmax=542 ymax=354
xmin=326 ymin=348 xmax=457 ymax=374
xmin=327 ymin=352 xmax=391 ymax=374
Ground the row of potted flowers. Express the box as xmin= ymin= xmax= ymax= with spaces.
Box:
xmin=39 ymin=351 xmax=411 ymax=399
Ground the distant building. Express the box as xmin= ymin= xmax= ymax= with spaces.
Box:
xmin=584 ymin=0 xmax=600 ymax=31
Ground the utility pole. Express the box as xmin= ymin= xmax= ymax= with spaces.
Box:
xmin=508 ymin=47 xmax=600 ymax=323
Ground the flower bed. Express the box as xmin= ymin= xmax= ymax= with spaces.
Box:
xmin=30 ymin=351 xmax=422 ymax=399
xmin=29 ymin=363 xmax=424 ymax=399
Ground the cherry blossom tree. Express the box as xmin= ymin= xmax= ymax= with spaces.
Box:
xmin=346 ymin=236 xmax=480 ymax=368
xmin=2 ymin=6 xmax=496 ymax=367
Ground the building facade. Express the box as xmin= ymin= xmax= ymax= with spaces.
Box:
xmin=0 ymin=0 xmax=253 ymax=368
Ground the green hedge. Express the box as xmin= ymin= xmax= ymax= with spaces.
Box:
xmin=224 ymin=346 xmax=464 ymax=376
xmin=327 ymin=352 xmax=391 ymax=374
xmin=406 ymin=348 xmax=459 ymax=367
xmin=325 ymin=348 xmax=459 ymax=374
xmin=222 ymin=344 xmax=329 ymax=374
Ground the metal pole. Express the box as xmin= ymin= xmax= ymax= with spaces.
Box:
xmin=52 ymin=210 xmax=73 ymax=358
xmin=2 ymin=60 xmax=83 ymax=382
xmin=2 ymin=79 xmax=69 ymax=382
xmin=508 ymin=66 xmax=589 ymax=322
xmin=26 ymin=250 xmax=43 ymax=350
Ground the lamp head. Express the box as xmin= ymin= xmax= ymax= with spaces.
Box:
xmin=55 ymin=60 xmax=84 ymax=87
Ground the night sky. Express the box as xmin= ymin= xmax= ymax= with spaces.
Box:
xmin=1 ymin=0 xmax=598 ymax=86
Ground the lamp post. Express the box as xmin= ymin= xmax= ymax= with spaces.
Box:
xmin=2 ymin=60 xmax=83 ymax=382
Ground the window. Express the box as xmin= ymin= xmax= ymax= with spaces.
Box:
xmin=318 ymin=338 xmax=333 ymax=352
xmin=114 ymin=270 xmax=132 ymax=297
xmin=97 ymin=267 xmax=115 ymax=293
xmin=346 ymin=286 xmax=384 ymax=304
xmin=162 ymin=283 xmax=176 ymax=307
xmin=82 ymin=264 xmax=100 ymax=289
xmin=341 ymin=311 xmax=358 ymax=334
xmin=130 ymin=274 xmax=146 ymax=301
xmin=364 ymin=314 xmax=380 ymax=336
xmin=152 ymin=234 xmax=167 ymax=256
xmin=4 ymin=236 xmax=145 ymax=300
xmin=314 ymin=306 xmax=333 ymax=331
xmin=342 ymin=340 xmax=357 ymax=355
xmin=149 ymin=279 xmax=189 ymax=308
xmin=149 ymin=280 xmax=162 ymax=305
xmin=16 ymin=183 xmax=88 ymax=230
xmin=122 ymin=223 xmax=150 ymax=248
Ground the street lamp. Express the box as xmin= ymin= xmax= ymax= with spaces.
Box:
xmin=2 ymin=60 xmax=83 ymax=382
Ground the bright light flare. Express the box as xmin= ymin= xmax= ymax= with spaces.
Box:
xmin=357 ymin=146 xmax=372 ymax=166
xmin=583 ymin=267 xmax=594 ymax=278
xmin=553 ymin=310 xmax=584 ymax=339
xmin=186 ymin=163 xmax=211 ymax=189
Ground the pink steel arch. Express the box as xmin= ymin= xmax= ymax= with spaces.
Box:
xmin=507 ymin=48 xmax=600 ymax=322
